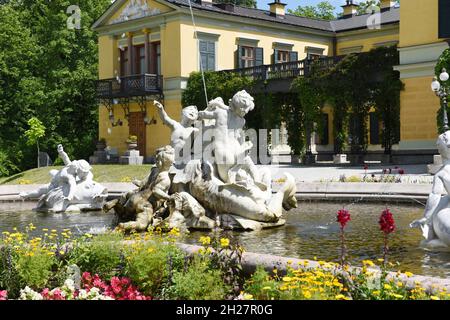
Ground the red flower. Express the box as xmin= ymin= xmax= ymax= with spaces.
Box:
xmin=337 ymin=209 xmax=351 ymax=228
xmin=364 ymin=164 xmax=369 ymax=170
xmin=0 ymin=290 xmax=7 ymax=301
xmin=398 ymin=169 xmax=405 ymax=175
xmin=379 ymin=209 xmax=396 ymax=234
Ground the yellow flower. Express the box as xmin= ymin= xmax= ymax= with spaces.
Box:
xmin=377 ymin=258 xmax=385 ymax=263
xmin=404 ymin=271 xmax=414 ymax=277
xmin=51 ymin=229 xmax=57 ymax=233
xmin=199 ymin=236 xmax=211 ymax=246
xmin=220 ymin=238 xmax=230 ymax=248
xmin=59 ymin=250 xmax=65 ymax=255
xmin=335 ymin=294 xmax=351 ymax=300
xmin=384 ymin=284 xmax=392 ymax=290
xmin=282 ymin=277 xmax=293 ymax=282
xmin=243 ymin=294 xmax=253 ymax=300
xmin=390 ymin=293 xmax=404 ymax=299
xmin=262 ymin=286 xmax=272 ymax=291
xmin=373 ymin=290 xmax=380 ymax=296
xmin=397 ymin=281 xmax=403 ymax=287
xmin=85 ymin=233 xmax=93 ymax=238
xmin=430 ymin=296 xmax=440 ymax=300
xmin=362 ymin=260 xmax=375 ymax=267
xmin=303 ymin=291 xmax=312 ymax=299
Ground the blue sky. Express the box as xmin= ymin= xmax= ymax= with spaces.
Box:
xmin=256 ymin=0 xmax=344 ymax=13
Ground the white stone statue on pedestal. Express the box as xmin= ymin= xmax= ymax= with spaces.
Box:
xmin=20 ymin=145 xmax=107 ymax=213
xmin=410 ymin=130 xmax=450 ymax=249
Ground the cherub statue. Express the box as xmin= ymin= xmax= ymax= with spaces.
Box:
xmin=410 ymin=130 xmax=450 ymax=248
xmin=104 ymin=145 xmax=174 ymax=232
xmin=20 ymin=145 xmax=107 ymax=212
xmin=154 ymin=100 xmax=199 ymax=165
xmin=198 ymin=91 xmax=271 ymax=197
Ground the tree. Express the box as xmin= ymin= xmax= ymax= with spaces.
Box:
xmin=288 ymin=1 xmax=336 ymax=20
xmin=24 ymin=117 xmax=46 ymax=168
xmin=0 ymin=0 xmax=112 ymax=176
xmin=357 ymin=0 xmax=400 ymax=15
xmin=215 ymin=0 xmax=256 ymax=8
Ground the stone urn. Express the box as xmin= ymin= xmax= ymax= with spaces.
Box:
xmin=126 ymin=136 xmax=138 ymax=150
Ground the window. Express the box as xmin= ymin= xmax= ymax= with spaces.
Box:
xmin=439 ymin=0 xmax=450 ymax=38
xmin=305 ymin=46 xmax=325 ymax=60
xmin=277 ymin=50 xmax=289 ymax=63
xmin=134 ymin=45 xmax=146 ymax=75
xmin=241 ymin=46 xmax=255 ymax=68
xmin=199 ymin=40 xmax=216 ymax=71
xmin=120 ymin=47 xmax=129 ymax=76
xmin=156 ymin=43 xmax=161 ymax=75
xmin=307 ymin=53 xmax=321 ymax=60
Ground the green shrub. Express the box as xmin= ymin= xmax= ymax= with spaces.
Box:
xmin=169 ymin=257 xmax=230 ymax=300
xmin=124 ymin=240 xmax=184 ymax=297
xmin=243 ymin=266 xmax=280 ymax=300
xmin=0 ymin=246 xmax=24 ymax=298
xmin=15 ymin=248 xmax=55 ymax=290
xmin=68 ymin=232 xmax=124 ymax=279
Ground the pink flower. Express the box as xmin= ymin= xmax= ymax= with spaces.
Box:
xmin=337 ymin=209 xmax=351 ymax=229
xmin=0 ymin=290 xmax=7 ymax=301
xmin=51 ymin=288 xmax=66 ymax=300
xmin=379 ymin=209 xmax=396 ymax=234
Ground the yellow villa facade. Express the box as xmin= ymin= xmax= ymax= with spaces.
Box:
xmin=92 ymin=0 xmax=450 ymax=163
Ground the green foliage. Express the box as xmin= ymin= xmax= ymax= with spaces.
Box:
xmin=24 ymin=117 xmax=46 ymax=147
xmin=0 ymin=0 xmax=112 ymax=176
xmin=288 ymin=1 xmax=336 ymax=20
xmin=292 ymin=46 xmax=402 ymax=154
xmin=68 ymin=232 xmax=124 ymax=279
xmin=0 ymin=150 xmax=19 ymax=177
xmin=215 ymin=0 xmax=256 ymax=8
xmin=15 ymin=249 xmax=56 ymax=290
xmin=124 ymin=241 xmax=185 ymax=297
xmin=182 ymin=71 xmax=255 ymax=110
xmin=169 ymin=256 xmax=230 ymax=300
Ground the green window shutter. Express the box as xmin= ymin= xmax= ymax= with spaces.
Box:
xmin=236 ymin=45 xmax=244 ymax=68
xmin=255 ymin=47 xmax=264 ymax=66
xmin=289 ymin=51 xmax=298 ymax=62
xmin=273 ymin=49 xmax=278 ymax=64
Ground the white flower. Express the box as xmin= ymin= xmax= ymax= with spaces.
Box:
xmin=19 ymin=286 xmax=43 ymax=300
xmin=64 ymin=279 xmax=75 ymax=292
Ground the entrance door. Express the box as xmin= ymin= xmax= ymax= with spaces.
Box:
xmin=150 ymin=42 xmax=161 ymax=75
xmin=128 ymin=112 xmax=146 ymax=157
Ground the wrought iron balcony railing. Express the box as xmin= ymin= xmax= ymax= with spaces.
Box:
xmin=96 ymin=74 xmax=163 ymax=99
xmin=220 ymin=56 xmax=342 ymax=81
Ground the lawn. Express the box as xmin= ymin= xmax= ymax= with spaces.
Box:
xmin=0 ymin=165 xmax=153 ymax=185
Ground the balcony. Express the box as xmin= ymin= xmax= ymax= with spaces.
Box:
xmin=220 ymin=56 xmax=342 ymax=82
xmin=96 ymin=74 xmax=163 ymax=100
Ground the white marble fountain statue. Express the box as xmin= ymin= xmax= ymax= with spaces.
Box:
xmin=410 ymin=130 xmax=450 ymax=249
xmin=104 ymin=90 xmax=298 ymax=232
xmin=20 ymin=145 xmax=108 ymax=213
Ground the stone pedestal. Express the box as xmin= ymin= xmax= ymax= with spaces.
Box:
xmin=333 ymin=154 xmax=350 ymax=164
xmin=428 ymin=155 xmax=442 ymax=175
xmin=120 ymin=150 xmax=144 ymax=165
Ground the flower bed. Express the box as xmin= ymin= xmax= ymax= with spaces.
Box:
xmin=0 ymin=224 xmax=449 ymax=301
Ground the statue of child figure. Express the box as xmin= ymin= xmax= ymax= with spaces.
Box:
xmin=154 ymin=100 xmax=199 ymax=166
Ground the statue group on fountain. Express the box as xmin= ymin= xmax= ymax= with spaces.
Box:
xmin=104 ymin=90 xmax=298 ymax=232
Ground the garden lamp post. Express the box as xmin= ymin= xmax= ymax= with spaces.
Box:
xmin=431 ymin=68 xmax=450 ymax=131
